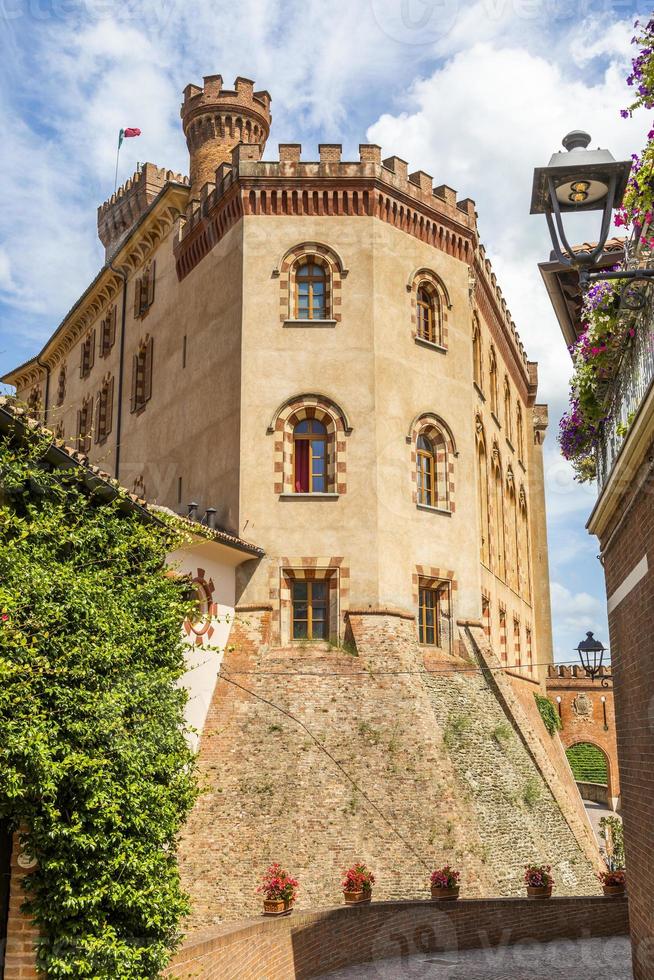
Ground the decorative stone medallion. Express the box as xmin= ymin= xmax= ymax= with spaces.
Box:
xmin=573 ymin=693 xmax=593 ymax=718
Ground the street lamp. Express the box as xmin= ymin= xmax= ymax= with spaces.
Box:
xmin=530 ymin=131 xmax=647 ymax=290
xmin=575 ymin=631 xmax=609 ymax=686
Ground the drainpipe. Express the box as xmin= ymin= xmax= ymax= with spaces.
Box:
xmin=109 ymin=260 xmax=128 ymax=481
xmin=35 ymin=356 xmax=50 ymax=425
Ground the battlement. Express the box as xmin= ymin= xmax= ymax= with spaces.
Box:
xmin=181 ymin=75 xmax=271 ymax=119
xmin=547 ymin=664 xmax=613 ymax=681
xmin=180 ymin=75 xmax=272 ymax=198
xmin=97 ymin=163 xmax=189 ymax=260
xmin=475 ymin=244 xmax=530 ymax=373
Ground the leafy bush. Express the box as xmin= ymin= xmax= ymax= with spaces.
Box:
xmin=0 ymin=426 xmax=197 ymax=978
xmin=534 ymin=694 xmax=562 ymax=736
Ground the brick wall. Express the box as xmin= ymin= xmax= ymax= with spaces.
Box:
xmin=600 ymin=472 xmax=654 ymax=980
xmin=546 ymin=666 xmax=620 ymax=808
xmin=3 ymin=834 xmax=38 ymax=980
xmin=177 ymin=611 xmax=600 ymax=935
xmin=169 ymin=896 xmax=629 ymax=980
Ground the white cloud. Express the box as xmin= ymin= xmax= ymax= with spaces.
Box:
xmin=550 ymin=581 xmax=603 ymax=623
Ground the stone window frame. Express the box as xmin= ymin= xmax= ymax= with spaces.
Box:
xmin=268 ymin=393 xmax=352 ymax=497
xmin=94 ymin=373 xmax=114 ymax=445
xmin=76 ymin=395 xmax=93 ymax=454
xmin=274 ymin=242 xmax=348 ymax=327
xmin=407 ymin=267 xmax=451 ymax=351
xmin=412 ymin=565 xmax=457 ymax=653
xmin=407 ymin=412 xmax=457 ymax=513
xmin=56 ymin=363 xmax=67 ymax=407
xmin=268 ymin=556 xmax=350 ymax=647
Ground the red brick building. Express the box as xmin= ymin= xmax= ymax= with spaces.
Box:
xmin=542 ymin=244 xmax=654 ymax=979
xmin=546 ymin=665 xmax=620 ymax=810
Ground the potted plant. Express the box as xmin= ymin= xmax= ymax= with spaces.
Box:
xmin=599 ymin=868 xmax=626 ymax=897
xmin=430 ymin=866 xmax=461 ymax=900
xmin=524 ymin=864 xmax=554 ymax=898
xmin=257 ymin=862 xmax=299 ymax=916
xmin=342 ymin=862 xmax=375 ymax=904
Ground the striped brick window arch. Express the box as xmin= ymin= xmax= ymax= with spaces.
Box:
xmin=268 ymin=394 xmax=352 ymax=496
xmin=407 ymin=268 xmax=451 ymax=349
xmin=275 ymin=242 xmax=348 ymax=324
xmin=407 ymin=413 xmax=457 ymax=512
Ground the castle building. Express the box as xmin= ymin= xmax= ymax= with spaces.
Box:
xmin=3 ymin=76 xmax=605 ymax=923
xmin=3 ymin=74 xmax=552 ymax=680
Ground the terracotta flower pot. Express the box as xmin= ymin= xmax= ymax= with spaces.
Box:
xmin=431 ymin=885 xmax=460 ymax=900
xmin=263 ymin=898 xmax=293 ymax=916
xmin=344 ymin=890 xmax=372 ymax=904
xmin=527 ymin=885 xmax=552 ymax=898
xmin=603 ymin=884 xmax=626 ymax=897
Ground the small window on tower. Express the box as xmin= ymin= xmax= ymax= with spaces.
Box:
xmin=292 ymin=580 xmax=328 ymax=640
xmin=416 ymin=284 xmax=441 ymax=345
xmin=293 ymin=419 xmax=327 ymax=492
xmin=295 ymin=262 xmax=327 ymax=320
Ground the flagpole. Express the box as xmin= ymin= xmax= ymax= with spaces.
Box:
xmin=114 ymin=129 xmax=124 ymax=194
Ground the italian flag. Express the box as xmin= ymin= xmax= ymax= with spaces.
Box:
xmin=118 ymin=127 xmax=141 ymax=148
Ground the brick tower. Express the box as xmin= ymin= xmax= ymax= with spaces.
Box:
xmin=180 ymin=74 xmax=272 ymax=198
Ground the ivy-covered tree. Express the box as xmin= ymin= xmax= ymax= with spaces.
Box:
xmin=0 ymin=418 xmax=197 ymax=978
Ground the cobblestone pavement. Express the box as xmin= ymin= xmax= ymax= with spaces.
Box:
xmin=318 ymin=936 xmax=632 ymax=979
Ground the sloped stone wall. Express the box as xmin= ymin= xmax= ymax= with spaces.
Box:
xmin=178 ymin=611 xmax=599 ymax=933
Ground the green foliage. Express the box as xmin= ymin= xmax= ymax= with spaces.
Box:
xmin=566 ymin=742 xmax=608 ymax=785
xmin=0 ymin=427 xmax=198 ymax=978
xmin=534 ymin=694 xmax=562 ymax=737
xmin=443 ymin=713 xmax=471 ymax=750
xmin=599 ymin=815 xmax=625 ymax=869
xmin=492 ymin=722 xmax=513 ymax=747
xmin=522 ymin=778 xmax=541 ymax=809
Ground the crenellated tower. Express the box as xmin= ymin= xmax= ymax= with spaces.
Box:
xmin=180 ymin=74 xmax=271 ymax=199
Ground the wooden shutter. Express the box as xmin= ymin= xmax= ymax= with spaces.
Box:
xmin=105 ymin=377 xmax=114 ymax=436
xmin=94 ymin=391 xmax=102 ymax=442
xmin=110 ymin=305 xmax=117 ymax=347
xmin=130 ymin=354 xmax=138 ymax=412
xmin=143 ymin=336 xmax=153 ymax=403
xmin=133 ymin=278 xmax=142 ymax=318
xmin=147 ymin=261 xmax=156 ymax=308
xmin=88 ymin=329 xmax=95 ymax=372
xmin=76 ymin=408 xmax=82 ymax=444
xmin=80 ymin=341 xmax=85 ymax=378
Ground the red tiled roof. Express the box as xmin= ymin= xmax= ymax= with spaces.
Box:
xmin=0 ymin=396 xmax=263 ymax=557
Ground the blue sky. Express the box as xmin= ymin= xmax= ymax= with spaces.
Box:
xmin=1 ymin=0 xmax=650 ymax=661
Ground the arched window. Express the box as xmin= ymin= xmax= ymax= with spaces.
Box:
xmin=506 ymin=470 xmax=519 ymax=593
xmin=477 ymin=435 xmax=490 ymax=567
xmin=416 ymin=284 xmax=441 ymax=345
xmin=492 ymin=452 xmax=505 ymax=581
xmin=416 ymin=429 xmax=448 ymax=508
xmin=472 ymin=317 xmax=482 ymax=389
xmin=519 ymin=486 xmax=531 ymax=601
xmin=295 ymin=261 xmax=327 ymax=320
xmin=504 ymin=377 xmax=512 ymax=441
xmin=489 ymin=347 xmax=498 ymax=416
xmin=293 ymin=419 xmax=327 ymax=492
xmin=516 ymin=404 xmax=524 ymax=460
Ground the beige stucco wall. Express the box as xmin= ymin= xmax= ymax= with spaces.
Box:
xmin=236 ymin=212 xmax=543 ymax=667
xmin=12 ymin=203 xmax=551 ymax=682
